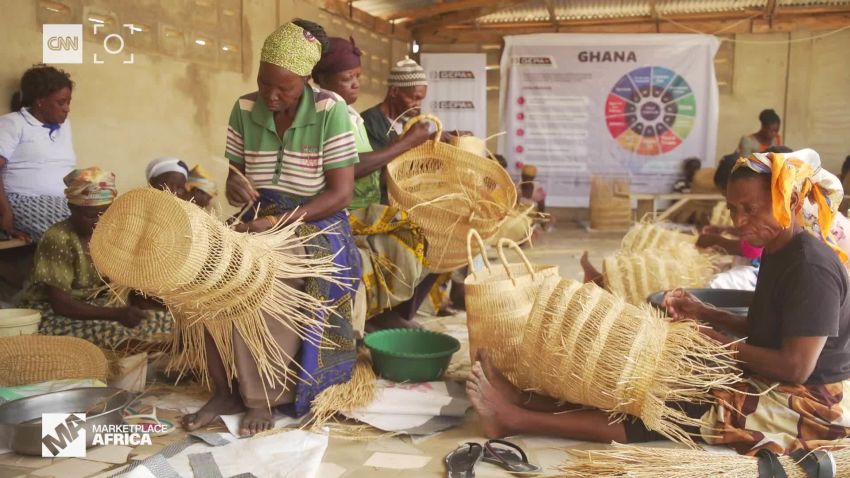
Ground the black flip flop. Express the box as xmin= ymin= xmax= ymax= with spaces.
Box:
xmin=445 ymin=442 xmax=484 ymax=477
xmin=482 ymin=439 xmax=542 ymax=474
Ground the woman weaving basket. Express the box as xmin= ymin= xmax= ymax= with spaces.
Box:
xmin=311 ymin=36 xmax=440 ymax=333
xmin=468 ymin=148 xmax=850 ymax=455
xmin=182 ymin=20 xmax=362 ymax=436
xmin=22 ymin=167 xmax=173 ymax=348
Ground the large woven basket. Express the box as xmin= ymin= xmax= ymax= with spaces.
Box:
xmin=620 ymin=223 xmax=698 ymax=253
xmin=463 ymin=230 xmax=559 ymax=385
xmin=518 ymin=279 xmax=740 ymax=445
xmin=0 ymin=335 xmax=108 ymax=386
xmin=589 ymin=176 xmax=632 ymax=230
xmin=387 ymin=115 xmax=517 ymax=272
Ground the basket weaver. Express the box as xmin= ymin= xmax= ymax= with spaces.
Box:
xmin=0 ymin=335 xmax=108 ymax=386
xmin=463 ymin=230 xmax=559 ymax=386
xmin=387 ymin=115 xmax=517 ymax=272
xmin=518 ymin=279 xmax=741 ymax=445
xmin=89 ymin=188 xmax=345 ymax=393
xmin=620 ymin=222 xmax=698 ymax=254
xmin=602 ymin=249 xmax=716 ymax=305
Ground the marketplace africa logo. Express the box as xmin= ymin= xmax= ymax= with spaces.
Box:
xmin=41 ymin=413 xmax=163 ymax=457
xmin=430 ymin=70 xmax=475 ymax=80
xmin=605 ymin=66 xmax=696 ymax=156
xmin=431 ymin=100 xmax=475 ymax=110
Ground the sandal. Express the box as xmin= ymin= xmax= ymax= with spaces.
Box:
xmin=445 ymin=442 xmax=484 ymax=477
xmin=482 ymin=439 xmax=542 ymax=474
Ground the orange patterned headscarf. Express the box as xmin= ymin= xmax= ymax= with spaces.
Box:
xmin=732 ymin=148 xmax=845 ymax=261
xmin=63 ymin=167 xmax=117 ymax=207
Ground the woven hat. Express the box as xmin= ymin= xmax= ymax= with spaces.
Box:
xmin=0 ymin=336 xmax=108 ymax=386
xmin=388 ymin=56 xmax=427 ymax=88
xmin=90 ymin=188 xmax=344 ymax=390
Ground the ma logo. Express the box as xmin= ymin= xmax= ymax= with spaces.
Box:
xmin=41 ymin=413 xmax=86 ymax=457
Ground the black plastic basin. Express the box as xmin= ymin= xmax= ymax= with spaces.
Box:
xmin=647 ymin=288 xmax=754 ymax=316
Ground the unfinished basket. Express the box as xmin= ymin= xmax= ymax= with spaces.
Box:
xmin=0 ymin=335 xmax=108 ymax=386
xmin=710 ymin=201 xmax=734 ymax=227
xmin=602 ymin=250 xmax=715 ymax=305
xmin=620 ymin=223 xmax=698 ymax=253
xmin=463 ymin=230 xmax=559 ymax=385
xmin=387 ymin=115 xmax=517 ymax=272
xmin=518 ymin=279 xmax=740 ymax=445
xmin=488 ymin=202 xmax=537 ymax=246
xmin=90 ymin=188 xmax=345 ymax=391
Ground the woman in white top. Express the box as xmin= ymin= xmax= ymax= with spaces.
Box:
xmin=0 ymin=65 xmax=76 ymax=241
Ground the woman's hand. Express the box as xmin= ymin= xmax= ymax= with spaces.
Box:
xmin=0 ymin=211 xmax=29 ymax=242
xmin=399 ymin=122 xmax=432 ymax=150
xmin=225 ymin=170 xmax=259 ymax=206
xmin=662 ymin=288 xmax=708 ymax=321
xmin=234 ymin=216 xmax=276 ymax=234
xmin=117 ymin=306 xmax=147 ymax=328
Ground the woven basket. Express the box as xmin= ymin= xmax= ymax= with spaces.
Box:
xmin=0 ymin=335 xmax=108 ymax=386
xmin=463 ymin=230 xmax=559 ymax=385
xmin=602 ymin=250 xmax=715 ymax=305
xmin=620 ymin=223 xmax=698 ymax=253
xmin=589 ymin=176 xmax=632 ymax=230
xmin=387 ymin=115 xmax=517 ymax=272
xmin=710 ymin=201 xmax=733 ymax=226
xmin=519 ymin=279 xmax=740 ymax=445
xmin=90 ymin=188 xmax=344 ymax=392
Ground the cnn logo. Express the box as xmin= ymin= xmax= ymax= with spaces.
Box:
xmin=43 ymin=24 xmax=83 ymax=64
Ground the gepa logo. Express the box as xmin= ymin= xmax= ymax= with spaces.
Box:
xmin=43 ymin=24 xmax=83 ymax=64
xmin=42 ymin=413 xmax=86 ymax=457
xmin=431 ymin=71 xmax=475 ymax=80
xmin=431 ymin=100 xmax=475 ymax=110
xmin=512 ymin=56 xmax=556 ymax=67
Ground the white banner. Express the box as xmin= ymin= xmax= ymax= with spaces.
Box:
xmin=500 ymin=34 xmax=720 ymax=207
xmin=421 ymin=53 xmax=488 ymax=138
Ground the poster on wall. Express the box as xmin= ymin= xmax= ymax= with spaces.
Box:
xmin=500 ymin=34 xmax=720 ymax=207
xmin=421 ymin=53 xmax=488 ymax=139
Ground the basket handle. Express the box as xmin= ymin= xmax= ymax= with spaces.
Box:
xmin=497 ymin=238 xmax=537 ymax=286
xmin=401 ymin=114 xmax=444 ymax=144
xmin=466 ymin=229 xmax=492 ymax=279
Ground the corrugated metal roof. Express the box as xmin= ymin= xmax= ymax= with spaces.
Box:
xmin=354 ymin=0 xmax=850 ymax=24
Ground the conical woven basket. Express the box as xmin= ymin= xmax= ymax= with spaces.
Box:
xmin=387 ymin=115 xmax=517 ymax=272
xmin=463 ymin=230 xmax=559 ymax=385
xmin=518 ymin=279 xmax=740 ymax=446
xmin=620 ymin=223 xmax=698 ymax=254
xmin=90 ymin=188 xmax=345 ymax=392
xmin=0 ymin=335 xmax=108 ymax=386
xmin=602 ymin=250 xmax=715 ymax=305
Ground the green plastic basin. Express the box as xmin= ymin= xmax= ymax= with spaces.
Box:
xmin=364 ymin=328 xmax=460 ymax=382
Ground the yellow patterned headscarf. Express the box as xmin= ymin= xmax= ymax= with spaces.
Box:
xmin=732 ymin=148 xmax=845 ymax=260
xmin=260 ymin=22 xmax=322 ymax=76
xmin=63 ymin=167 xmax=117 ymax=207
xmin=187 ymin=164 xmax=217 ymax=197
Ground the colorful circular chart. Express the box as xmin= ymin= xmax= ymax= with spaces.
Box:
xmin=605 ymin=66 xmax=696 ymax=156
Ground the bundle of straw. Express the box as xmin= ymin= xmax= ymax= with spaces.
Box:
xmin=464 ymin=231 xmax=560 ymax=386
xmin=620 ymin=223 xmax=698 ymax=254
xmin=387 ymin=115 xmax=517 ymax=272
xmin=308 ymin=351 xmax=377 ymax=429
xmin=90 ymin=188 xmax=345 ymax=394
xmin=518 ymin=280 xmax=741 ymax=445
xmin=602 ymin=249 xmax=716 ymax=305
xmin=559 ymin=443 xmax=850 ymax=477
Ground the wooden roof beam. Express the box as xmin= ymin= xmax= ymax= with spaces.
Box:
xmin=320 ymin=0 xmax=412 ymax=40
xmin=544 ymin=0 xmax=559 ymax=30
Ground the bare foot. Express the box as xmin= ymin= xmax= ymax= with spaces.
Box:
xmin=580 ymin=251 xmax=603 ymax=285
xmin=239 ymin=406 xmax=274 ymax=436
xmin=182 ymin=393 xmax=244 ymax=431
xmin=466 ymin=360 xmax=521 ymax=439
xmin=365 ymin=311 xmax=422 ymax=333
xmin=476 ymin=350 xmax=524 ymax=406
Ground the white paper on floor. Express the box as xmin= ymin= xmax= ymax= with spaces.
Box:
xmin=363 ymin=452 xmax=431 ymax=470
xmin=165 ymin=428 xmax=328 ymax=477
xmin=343 ymin=380 xmax=470 ymax=435
xmin=219 ymin=412 xmax=302 ymax=438
xmin=108 ymin=353 xmax=148 ymax=393
xmin=133 ymin=393 xmax=205 ymax=415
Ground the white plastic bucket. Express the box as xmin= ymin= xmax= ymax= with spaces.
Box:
xmin=0 ymin=309 xmax=42 ymax=336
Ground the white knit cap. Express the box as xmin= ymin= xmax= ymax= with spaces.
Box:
xmin=388 ymin=56 xmax=428 ymax=88
xmin=146 ymin=157 xmax=189 ymax=182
